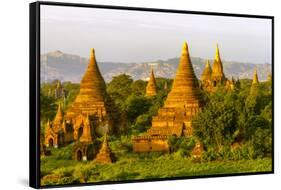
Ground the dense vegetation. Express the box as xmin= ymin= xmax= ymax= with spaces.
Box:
xmin=40 ymin=76 xmax=272 ymax=185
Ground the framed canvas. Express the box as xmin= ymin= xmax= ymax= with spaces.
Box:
xmin=29 ymin=1 xmax=274 ymax=188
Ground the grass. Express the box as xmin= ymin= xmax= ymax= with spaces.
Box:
xmin=40 ymin=143 xmax=272 ymax=186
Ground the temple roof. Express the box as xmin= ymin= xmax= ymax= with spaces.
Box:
xmin=201 ymin=59 xmax=212 ymax=81
xmin=212 ymin=44 xmax=225 ymax=80
xmin=94 ymin=134 xmax=112 ymax=163
xmin=164 ymin=41 xmax=203 ymax=107
xmin=146 ymin=67 xmax=157 ymax=96
xmin=79 ymin=114 xmax=93 ymax=143
xmin=79 ymin=48 xmax=106 ymax=101
xmin=66 ymin=48 xmax=109 ymax=117
xmin=53 ymin=104 xmax=63 ymax=124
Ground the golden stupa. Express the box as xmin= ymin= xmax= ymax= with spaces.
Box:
xmin=146 ymin=67 xmax=157 ymax=96
xmin=133 ymin=42 xmax=204 ymax=152
xmin=211 ymin=44 xmax=226 ymax=83
xmin=201 ymin=59 xmax=212 ymax=82
xmin=249 ymin=68 xmax=260 ymax=96
xmin=79 ymin=114 xmax=93 ymax=144
xmin=94 ymin=134 xmax=113 ymax=163
xmin=65 ymin=48 xmax=116 ymax=136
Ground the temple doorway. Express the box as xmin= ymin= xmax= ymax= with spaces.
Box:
xmin=48 ymin=138 xmax=54 ymax=147
xmin=77 ymin=150 xmax=82 ymax=161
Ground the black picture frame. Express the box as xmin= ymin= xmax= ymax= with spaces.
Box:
xmin=29 ymin=1 xmax=274 ymax=189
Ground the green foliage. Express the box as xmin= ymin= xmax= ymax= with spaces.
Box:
xmin=107 ymin=74 xmax=133 ymax=106
xmin=168 ymin=136 xmax=195 ymax=157
xmin=40 ymin=92 xmax=57 ymax=123
xmin=40 ymin=75 xmax=273 ymax=186
xmin=193 ymin=92 xmax=238 ymax=150
xmin=131 ymin=80 xmax=147 ymax=95
xmin=193 ymin=80 xmax=272 ymax=160
xmin=41 ymin=151 xmax=272 ymax=186
xmin=122 ymin=94 xmax=151 ymax=122
xmin=133 ymin=114 xmax=152 ymax=133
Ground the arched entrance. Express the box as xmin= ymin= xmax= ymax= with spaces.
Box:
xmin=213 ymin=81 xmax=217 ymax=87
xmin=48 ymin=138 xmax=54 ymax=147
xmin=77 ymin=150 xmax=82 ymax=161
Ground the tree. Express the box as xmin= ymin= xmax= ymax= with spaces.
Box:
xmin=40 ymin=92 xmax=57 ymax=122
xmin=121 ymin=95 xmax=151 ymax=122
xmin=131 ymin=80 xmax=147 ymax=96
xmin=107 ymin=74 xmax=133 ymax=108
xmin=192 ymin=91 xmax=238 ymax=151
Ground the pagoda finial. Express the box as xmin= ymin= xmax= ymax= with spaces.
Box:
xmin=54 ymin=103 xmax=63 ymax=123
xmin=79 ymin=113 xmax=93 ymax=143
xmin=182 ymin=41 xmax=188 ymax=51
xmin=215 ymin=43 xmax=220 ymax=60
xmin=252 ymin=67 xmax=259 ymax=85
xmin=212 ymin=43 xmax=225 ymax=82
xmin=201 ymin=59 xmax=212 ymax=81
xmin=90 ymin=48 xmax=95 ymax=58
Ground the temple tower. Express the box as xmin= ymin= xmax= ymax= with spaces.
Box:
xmin=94 ymin=134 xmax=113 ymax=163
xmin=79 ymin=114 xmax=93 ymax=143
xmin=201 ymin=60 xmax=212 ymax=82
xmin=44 ymin=104 xmax=66 ymax=148
xmin=66 ymin=48 xmax=116 ymax=135
xmin=211 ymin=44 xmax=226 ymax=85
xmin=133 ymin=42 xmax=204 ymax=153
xmin=163 ymin=42 xmax=203 ymax=109
xmin=252 ymin=68 xmax=259 ymax=85
xmin=250 ymin=68 xmax=260 ymax=96
xmin=146 ymin=67 xmax=157 ymax=96
xmin=54 ymin=81 xmax=66 ymax=99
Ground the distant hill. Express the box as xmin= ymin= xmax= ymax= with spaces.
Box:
xmin=41 ymin=50 xmax=272 ymax=83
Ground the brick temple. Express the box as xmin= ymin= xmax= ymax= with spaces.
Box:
xmin=200 ymin=44 xmax=237 ymax=92
xmin=132 ymin=42 xmax=204 ymax=152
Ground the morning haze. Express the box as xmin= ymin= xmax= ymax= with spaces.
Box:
xmin=41 ymin=5 xmax=272 ymax=64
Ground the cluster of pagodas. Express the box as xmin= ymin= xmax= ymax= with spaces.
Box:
xmin=42 ymin=42 xmax=270 ymax=162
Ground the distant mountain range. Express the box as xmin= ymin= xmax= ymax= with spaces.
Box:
xmin=41 ymin=50 xmax=272 ymax=83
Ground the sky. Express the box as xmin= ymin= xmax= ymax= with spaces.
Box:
xmin=41 ymin=5 xmax=272 ymax=64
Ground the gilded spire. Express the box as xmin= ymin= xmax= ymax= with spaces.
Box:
xmin=79 ymin=48 xmax=106 ymax=100
xmin=212 ymin=43 xmax=225 ymax=81
xmin=146 ymin=67 xmax=157 ymax=96
xmin=56 ymin=80 xmax=62 ymax=88
xmin=54 ymin=104 xmax=63 ymax=124
xmin=215 ymin=43 xmax=221 ymax=62
xmin=249 ymin=68 xmax=260 ymax=96
xmin=94 ymin=134 xmax=113 ymax=163
xmin=79 ymin=114 xmax=93 ymax=143
xmin=165 ymin=41 xmax=203 ymax=108
xmin=201 ymin=59 xmax=212 ymax=81
xmin=66 ymin=48 xmax=109 ymax=118
xmin=252 ymin=68 xmax=259 ymax=85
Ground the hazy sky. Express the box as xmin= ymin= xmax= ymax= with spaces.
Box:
xmin=41 ymin=5 xmax=272 ymax=64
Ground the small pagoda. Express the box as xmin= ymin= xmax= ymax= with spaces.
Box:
xmin=211 ymin=44 xmax=226 ymax=84
xmin=94 ymin=134 xmax=113 ymax=164
xmin=44 ymin=104 xmax=69 ymax=148
xmin=132 ymin=41 xmax=204 ymax=152
xmin=200 ymin=44 xmax=237 ymax=92
xmin=249 ymin=68 xmax=260 ymax=96
xmin=145 ymin=67 xmax=157 ymax=97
